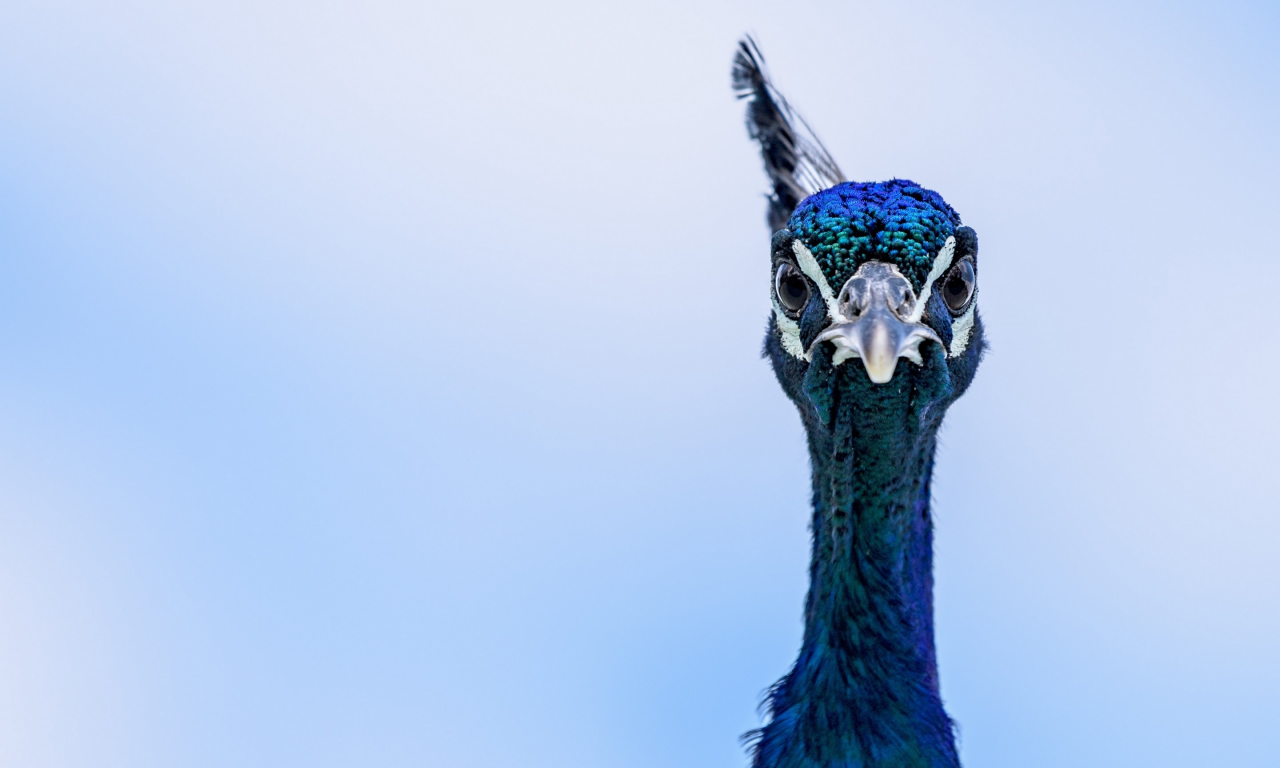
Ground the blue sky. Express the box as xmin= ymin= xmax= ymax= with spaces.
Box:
xmin=0 ymin=0 xmax=1277 ymax=766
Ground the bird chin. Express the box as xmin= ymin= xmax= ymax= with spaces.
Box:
xmin=799 ymin=343 xmax=953 ymax=432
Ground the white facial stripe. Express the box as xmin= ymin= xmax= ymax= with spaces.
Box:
xmin=772 ymin=299 xmax=810 ymax=360
xmin=949 ymin=299 xmax=976 ymax=357
xmin=907 ymin=236 xmax=956 ymax=324
xmin=791 ymin=241 xmax=845 ymax=323
xmin=909 ymin=235 xmax=977 ymax=358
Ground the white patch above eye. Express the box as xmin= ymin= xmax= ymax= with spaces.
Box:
xmin=791 ymin=241 xmax=845 ymax=323
xmin=907 ymin=236 xmax=955 ymax=324
xmin=948 ymin=299 xmax=976 ymax=357
xmin=907 ymin=235 xmax=976 ymax=357
xmin=771 ymin=240 xmax=835 ymax=361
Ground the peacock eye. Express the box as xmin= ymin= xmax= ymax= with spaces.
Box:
xmin=942 ymin=259 xmax=975 ymax=314
xmin=774 ymin=262 xmax=811 ymax=316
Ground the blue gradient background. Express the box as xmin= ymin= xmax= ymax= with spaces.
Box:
xmin=1 ymin=1 xmax=1277 ymax=766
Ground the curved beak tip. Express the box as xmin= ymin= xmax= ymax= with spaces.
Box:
xmin=809 ymin=316 xmax=940 ymax=385
xmin=862 ymin=356 xmax=898 ymax=384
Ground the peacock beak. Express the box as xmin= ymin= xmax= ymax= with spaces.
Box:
xmin=808 ymin=261 xmax=941 ymax=384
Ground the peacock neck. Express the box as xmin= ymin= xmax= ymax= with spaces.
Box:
xmin=751 ymin=388 xmax=960 ymax=768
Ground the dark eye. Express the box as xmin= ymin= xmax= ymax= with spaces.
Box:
xmin=774 ymin=262 xmax=811 ymax=316
xmin=942 ymin=259 xmax=975 ymax=313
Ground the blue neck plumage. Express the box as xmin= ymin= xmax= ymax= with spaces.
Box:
xmin=750 ymin=387 xmax=960 ymax=768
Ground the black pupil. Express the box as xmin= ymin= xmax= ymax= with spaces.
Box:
xmin=781 ymin=276 xmax=806 ymax=301
xmin=943 ymin=261 xmax=974 ymax=311
xmin=776 ymin=264 xmax=810 ymax=314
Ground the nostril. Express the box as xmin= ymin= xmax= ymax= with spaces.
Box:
xmin=840 ymin=281 xmax=868 ymax=314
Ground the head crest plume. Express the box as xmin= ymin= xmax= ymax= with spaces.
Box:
xmin=732 ymin=36 xmax=846 ymax=230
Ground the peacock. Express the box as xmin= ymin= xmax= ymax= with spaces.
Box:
xmin=732 ymin=38 xmax=985 ymax=768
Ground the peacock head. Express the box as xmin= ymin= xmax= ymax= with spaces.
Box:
xmin=765 ymin=179 xmax=985 ymax=432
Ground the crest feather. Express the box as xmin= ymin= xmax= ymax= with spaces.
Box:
xmin=732 ymin=37 xmax=846 ymax=231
